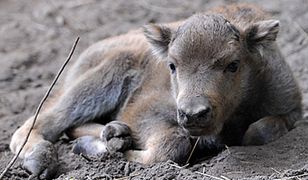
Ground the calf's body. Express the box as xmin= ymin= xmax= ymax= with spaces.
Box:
xmin=10 ymin=4 xmax=302 ymax=178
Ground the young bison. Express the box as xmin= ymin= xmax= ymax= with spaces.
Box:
xmin=10 ymin=3 xmax=302 ymax=178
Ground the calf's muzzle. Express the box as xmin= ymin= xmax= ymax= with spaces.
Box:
xmin=177 ymin=96 xmax=212 ymax=129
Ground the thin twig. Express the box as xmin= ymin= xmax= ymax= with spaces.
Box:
xmin=168 ymin=162 xmax=189 ymax=169
xmin=297 ymin=173 xmax=308 ymax=178
xmin=225 ymin=145 xmax=231 ymax=155
xmin=195 ymin=171 xmax=224 ymax=180
xmin=186 ymin=137 xmax=200 ymax=164
xmin=271 ymin=167 xmax=282 ymax=175
xmin=114 ymin=172 xmax=141 ymax=180
xmin=225 ymin=171 xmax=243 ymax=175
xmin=80 ymin=153 xmax=92 ymax=162
xmin=220 ymin=175 xmax=231 ymax=180
xmin=167 ymin=159 xmax=223 ymax=180
xmin=298 ymin=173 xmax=308 ymax=178
xmin=272 ymin=167 xmax=308 ymax=180
xmin=0 ymin=37 xmax=80 ymax=180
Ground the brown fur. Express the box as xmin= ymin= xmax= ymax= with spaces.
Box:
xmin=10 ymin=4 xmax=302 ymax=178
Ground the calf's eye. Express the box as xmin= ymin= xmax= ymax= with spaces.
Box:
xmin=169 ymin=63 xmax=176 ymax=74
xmin=225 ymin=60 xmax=240 ymax=73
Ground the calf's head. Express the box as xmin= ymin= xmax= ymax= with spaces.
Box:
xmin=144 ymin=14 xmax=279 ymax=136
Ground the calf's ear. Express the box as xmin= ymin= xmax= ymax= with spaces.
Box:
xmin=245 ymin=19 xmax=279 ymax=52
xmin=143 ymin=24 xmax=172 ymax=60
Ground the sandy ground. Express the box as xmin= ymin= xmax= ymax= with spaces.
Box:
xmin=0 ymin=0 xmax=308 ymax=179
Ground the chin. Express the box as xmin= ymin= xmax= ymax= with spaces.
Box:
xmin=185 ymin=124 xmax=222 ymax=137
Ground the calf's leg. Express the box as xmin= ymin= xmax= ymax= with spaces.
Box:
xmin=69 ymin=121 xmax=132 ymax=156
xmin=125 ymin=121 xmax=192 ymax=165
xmin=242 ymin=108 xmax=301 ymax=145
xmin=10 ymin=57 xmax=139 ymax=178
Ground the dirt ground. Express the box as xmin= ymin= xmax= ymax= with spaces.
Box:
xmin=0 ymin=0 xmax=308 ymax=179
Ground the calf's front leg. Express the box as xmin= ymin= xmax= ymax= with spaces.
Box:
xmin=10 ymin=59 xmax=137 ymax=178
xmin=70 ymin=121 xmax=132 ymax=156
xmin=242 ymin=109 xmax=301 ymax=145
xmin=125 ymin=121 xmax=192 ymax=165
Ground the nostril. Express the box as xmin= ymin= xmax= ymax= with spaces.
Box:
xmin=178 ymin=109 xmax=186 ymax=118
xmin=177 ymin=109 xmax=189 ymax=126
xmin=196 ymin=107 xmax=211 ymax=118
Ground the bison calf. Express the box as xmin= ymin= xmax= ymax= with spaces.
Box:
xmin=10 ymin=3 xmax=302 ymax=178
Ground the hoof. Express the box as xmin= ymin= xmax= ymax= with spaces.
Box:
xmin=23 ymin=141 xmax=58 ymax=179
xmin=73 ymin=136 xmax=108 ymax=156
xmin=100 ymin=121 xmax=130 ymax=141
xmin=243 ymin=116 xmax=288 ymax=145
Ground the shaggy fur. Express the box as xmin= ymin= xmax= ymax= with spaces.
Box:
xmin=10 ymin=4 xmax=302 ymax=178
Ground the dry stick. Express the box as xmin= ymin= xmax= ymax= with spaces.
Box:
xmin=114 ymin=172 xmax=141 ymax=180
xmin=225 ymin=145 xmax=231 ymax=155
xmin=220 ymin=175 xmax=231 ymax=180
xmin=195 ymin=171 xmax=224 ymax=180
xmin=185 ymin=137 xmax=200 ymax=165
xmin=167 ymin=158 xmax=223 ymax=180
xmin=80 ymin=153 xmax=92 ymax=162
xmin=271 ymin=167 xmax=282 ymax=175
xmin=168 ymin=162 xmax=189 ymax=169
xmin=0 ymin=37 xmax=80 ymax=180
xmin=296 ymin=173 xmax=308 ymax=179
